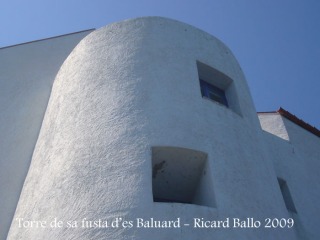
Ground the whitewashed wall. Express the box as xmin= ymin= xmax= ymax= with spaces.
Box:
xmin=259 ymin=113 xmax=320 ymax=239
xmin=6 ymin=17 xmax=303 ymax=239
xmin=0 ymin=30 xmax=93 ymax=240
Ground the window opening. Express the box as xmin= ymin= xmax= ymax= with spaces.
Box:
xmin=152 ymin=146 xmax=215 ymax=207
xmin=200 ymin=79 xmax=228 ymax=107
xmin=278 ymin=178 xmax=297 ymax=213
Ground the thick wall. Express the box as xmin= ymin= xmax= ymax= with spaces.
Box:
xmin=8 ymin=17 xmax=298 ymax=239
xmin=0 ymin=29 xmax=93 ymax=240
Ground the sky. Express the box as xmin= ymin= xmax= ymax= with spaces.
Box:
xmin=1 ymin=0 xmax=319 ymax=128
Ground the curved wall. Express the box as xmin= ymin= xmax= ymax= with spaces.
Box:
xmin=8 ymin=17 xmax=297 ymax=239
xmin=0 ymin=29 xmax=93 ymax=240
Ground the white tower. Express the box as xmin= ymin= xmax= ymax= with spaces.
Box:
xmin=8 ymin=17 xmax=299 ymax=239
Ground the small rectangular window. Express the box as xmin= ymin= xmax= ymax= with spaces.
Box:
xmin=196 ymin=60 xmax=242 ymax=114
xmin=200 ymin=79 xmax=228 ymax=107
xmin=278 ymin=178 xmax=297 ymax=213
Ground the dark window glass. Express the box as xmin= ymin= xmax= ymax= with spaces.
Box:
xmin=200 ymin=79 xmax=228 ymax=107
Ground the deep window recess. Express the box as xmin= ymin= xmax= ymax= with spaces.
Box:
xmin=196 ymin=61 xmax=242 ymax=115
xmin=278 ymin=178 xmax=297 ymax=213
xmin=200 ymin=79 xmax=228 ymax=107
xmin=152 ymin=146 xmax=215 ymax=207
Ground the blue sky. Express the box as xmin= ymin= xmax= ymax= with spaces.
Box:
xmin=1 ymin=0 xmax=319 ymax=128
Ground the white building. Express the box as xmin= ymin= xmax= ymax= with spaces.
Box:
xmin=0 ymin=17 xmax=319 ymax=240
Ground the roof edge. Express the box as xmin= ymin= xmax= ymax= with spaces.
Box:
xmin=277 ymin=107 xmax=320 ymax=137
xmin=0 ymin=28 xmax=95 ymax=50
xmin=258 ymin=108 xmax=320 ymax=137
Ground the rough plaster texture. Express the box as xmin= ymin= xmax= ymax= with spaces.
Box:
xmin=0 ymin=29 xmax=93 ymax=240
xmin=259 ymin=113 xmax=320 ymax=239
xmin=4 ymin=17 xmax=314 ymax=239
